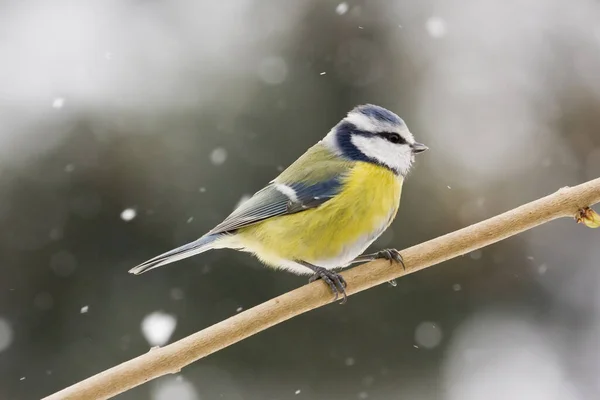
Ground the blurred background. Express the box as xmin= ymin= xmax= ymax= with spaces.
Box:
xmin=1 ymin=0 xmax=600 ymax=399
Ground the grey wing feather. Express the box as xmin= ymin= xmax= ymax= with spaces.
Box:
xmin=208 ymin=178 xmax=343 ymax=235
xmin=208 ymin=185 xmax=289 ymax=234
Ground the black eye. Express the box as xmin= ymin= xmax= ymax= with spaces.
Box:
xmin=387 ymin=133 xmax=402 ymax=144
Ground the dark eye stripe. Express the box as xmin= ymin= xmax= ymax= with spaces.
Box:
xmin=379 ymin=132 xmax=406 ymax=144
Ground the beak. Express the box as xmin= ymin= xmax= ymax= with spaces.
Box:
xmin=411 ymin=142 xmax=429 ymax=154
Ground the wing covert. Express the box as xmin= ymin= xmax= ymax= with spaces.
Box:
xmin=208 ymin=143 xmax=352 ymax=234
xmin=208 ymin=178 xmax=343 ymax=234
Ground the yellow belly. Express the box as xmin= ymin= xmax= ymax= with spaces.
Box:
xmin=236 ymin=162 xmax=403 ymax=268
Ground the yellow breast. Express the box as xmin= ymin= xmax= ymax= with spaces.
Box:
xmin=236 ymin=162 xmax=403 ymax=268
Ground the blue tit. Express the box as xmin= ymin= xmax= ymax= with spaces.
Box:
xmin=129 ymin=104 xmax=428 ymax=303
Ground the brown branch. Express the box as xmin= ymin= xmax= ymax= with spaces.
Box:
xmin=43 ymin=178 xmax=600 ymax=400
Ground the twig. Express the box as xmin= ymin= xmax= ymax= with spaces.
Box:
xmin=44 ymin=178 xmax=600 ymax=400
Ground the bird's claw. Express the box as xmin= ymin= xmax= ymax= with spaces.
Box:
xmin=375 ymin=248 xmax=405 ymax=270
xmin=309 ymin=267 xmax=348 ymax=304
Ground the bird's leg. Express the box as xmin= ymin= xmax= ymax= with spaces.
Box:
xmin=350 ymin=249 xmax=404 ymax=287
xmin=299 ymin=261 xmax=347 ymax=304
xmin=350 ymin=248 xmax=405 ymax=270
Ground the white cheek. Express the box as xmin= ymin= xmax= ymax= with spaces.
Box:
xmin=350 ymin=135 xmax=413 ymax=175
xmin=398 ymin=147 xmax=415 ymax=176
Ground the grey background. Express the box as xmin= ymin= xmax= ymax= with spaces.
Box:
xmin=1 ymin=0 xmax=600 ymax=399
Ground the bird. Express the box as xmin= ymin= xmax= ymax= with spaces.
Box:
xmin=129 ymin=104 xmax=428 ymax=303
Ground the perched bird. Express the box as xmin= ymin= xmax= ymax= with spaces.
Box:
xmin=129 ymin=104 xmax=428 ymax=302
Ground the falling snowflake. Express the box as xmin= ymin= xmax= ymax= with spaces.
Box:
xmin=414 ymin=321 xmax=443 ymax=349
xmin=210 ymin=147 xmax=228 ymax=165
xmin=425 ymin=16 xmax=447 ymax=38
xmin=234 ymin=194 xmax=252 ymax=209
xmin=0 ymin=318 xmax=13 ymax=353
xmin=52 ymin=97 xmax=65 ymax=109
xmin=141 ymin=311 xmax=177 ymax=346
xmin=120 ymin=208 xmax=137 ymax=221
xmin=257 ymin=56 xmax=288 ymax=85
xmin=151 ymin=376 xmax=199 ymax=400
xmin=336 ymin=3 xmax=349 ymax=15
xmin=170 ymin=288 xmax=184 ymax=300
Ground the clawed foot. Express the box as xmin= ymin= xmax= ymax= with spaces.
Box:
xmin=308 ymin=267 xmax=348 ymax=304
xmin=374 ymin=248 xmax=405 ymax=270
xmin=352 ymin=248 xmax=405 ymax=270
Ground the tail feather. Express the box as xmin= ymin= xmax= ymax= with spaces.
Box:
xmin=129 ymin=234 xmax=222 ymax=275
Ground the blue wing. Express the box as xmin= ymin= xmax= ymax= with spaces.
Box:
xmin=129 ymin=177 xmax=344 ymax=275
xmin=130 ymin=177 xmax=345 ymax=275
xmin=208 ymin=178 xmax=343 ymax=234
xmin=129 ymin=143 xmax=352 ymax=275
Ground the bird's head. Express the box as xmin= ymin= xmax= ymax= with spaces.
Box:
xmin=323 ymin=104 xmax=428 ymax=176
